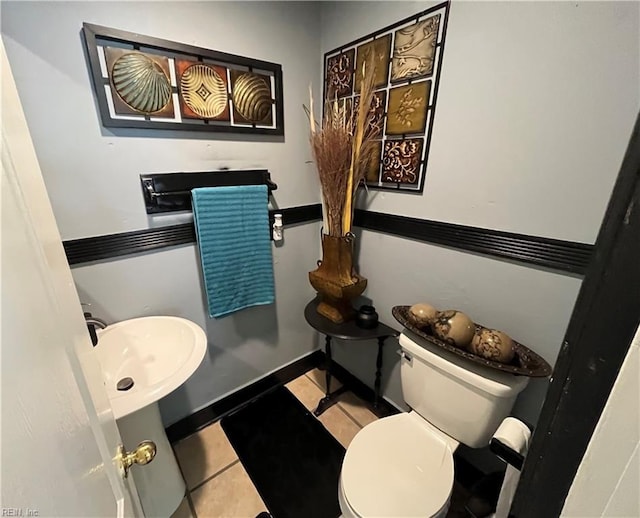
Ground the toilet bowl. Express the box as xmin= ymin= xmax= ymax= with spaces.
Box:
xmin=338 ymin=331 xmax=529 ymax=517
xmin=338 ymin=412 xmax=457 ymax=518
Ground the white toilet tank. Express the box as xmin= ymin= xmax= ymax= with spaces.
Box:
xmin=399 ymin=331 xmax=529 ymax=448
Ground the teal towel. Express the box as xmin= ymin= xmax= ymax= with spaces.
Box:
xmin=192 ymin=185 xmax=275 ymax=318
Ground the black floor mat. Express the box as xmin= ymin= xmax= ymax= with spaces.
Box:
xmin=221 ymin=386 xmax=345 ymax=518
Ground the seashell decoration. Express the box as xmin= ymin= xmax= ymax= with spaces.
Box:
xmin=232 ymin=73 xmax=273 ymax=124
xmin=408 ymin=303 xmax=437 ymax=328
xmin=111 ymin=52 xmax=172 ymax=114
xmin=432 ymin=310 xmax=475 ymax=348
xmin=179 ymin=64 xmax=228 ymax=119
xmin=469 ymin=328 xmax=515 ymax=364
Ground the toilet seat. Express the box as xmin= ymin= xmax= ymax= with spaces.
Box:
xmin=340 ymin=413 xmax=455 ymax=518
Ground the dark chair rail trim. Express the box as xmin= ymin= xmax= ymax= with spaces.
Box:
xmin=63 ymin=204 xmax=593 ymax=273
xmin=63 ymin=204 xmax=322 ymax=265
xmin=354 ymin=209 xmax=593 ymax=274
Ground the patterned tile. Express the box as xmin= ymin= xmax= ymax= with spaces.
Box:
xmin=176 ymin=60 xmax=230 ymax=121
xmin=230 ymin=70 xmax=273 ymax=125
xmin=386 ymin=81 xmax=431 ymax=135
xmin=391 ymin=14 xmax=441 ymax=82
xmin=355 ymin=34 xmax=392 ymax=91
xmin=104 ymin=47 xmax=175 ymax=118
xmin=353 ymin=90 xmax=387 ymax=138
xmin=381 ymin=138 xmax=423 ymax=184
xmin=325 ymin=49 xmax=355 ymax=99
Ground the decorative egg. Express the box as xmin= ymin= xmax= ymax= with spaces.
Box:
xmin=408 ymin=303 xmax=437 ymax=328
xmin=180 ymin=64 xmax=228 ymax=119
xmin=432 ymin=310 xmax=475 ymax=348
xmin=232 ymin=72 xmax=273 ymax=123
xmin=111 ymin=52 xmax=172 ymax=114
xmin=469 ymin=328 xmax=515 ymax=364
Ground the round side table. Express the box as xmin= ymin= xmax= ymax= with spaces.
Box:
xmin=304 ymin=299 xmax=399 ymax=416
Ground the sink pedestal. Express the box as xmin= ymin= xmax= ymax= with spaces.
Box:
xmin=117 ymin=403 xmax=185 ymax=517
xmin=94 ymin=315 xmax=207 ymax=516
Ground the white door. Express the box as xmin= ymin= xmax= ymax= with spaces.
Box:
xmin=1 ymin=41 xmax=144 ymax=517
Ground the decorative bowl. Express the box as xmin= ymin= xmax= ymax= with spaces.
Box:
xmin=392 ymin=306 xmax=552 ymax=377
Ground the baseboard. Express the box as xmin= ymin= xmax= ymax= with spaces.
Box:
xmin=64 ymin=204 xmax=591 ymax=274
xmin=165 ymin=350 xmax=324 ymax=443
xmin=64 ymin=204 xmax=322 ymax=265
xmin=165 ymin=348 xmax=405 ymax=442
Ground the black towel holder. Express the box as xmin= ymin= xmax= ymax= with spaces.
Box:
xmin=141 ymin=169 xmax=278 ymax=214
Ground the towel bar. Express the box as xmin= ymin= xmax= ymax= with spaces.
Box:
xmin=141 ymin=170 xmax=277 ymax=214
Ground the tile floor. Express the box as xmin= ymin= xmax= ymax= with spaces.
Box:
xmin=170 ymin=368 xmax=379 ymax=518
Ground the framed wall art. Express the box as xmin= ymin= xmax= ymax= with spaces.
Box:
xmin=323 ymin=1 xmax=450 ymax=193
xmin=83 ymin=23 xmax=284 ymax=136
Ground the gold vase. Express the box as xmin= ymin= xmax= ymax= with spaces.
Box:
xmin=309 ymin=234 xmax=367 ymax=323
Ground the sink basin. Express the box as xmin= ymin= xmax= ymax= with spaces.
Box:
xmin=95 ymin=316 xmax=207 ymax=419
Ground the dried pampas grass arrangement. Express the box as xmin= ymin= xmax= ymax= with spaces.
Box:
xmin=305 ymin=58 xmax=377 ymax=237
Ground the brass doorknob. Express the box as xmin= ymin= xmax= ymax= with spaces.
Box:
xmin=117 ymin=440 xmax=157 ymax=478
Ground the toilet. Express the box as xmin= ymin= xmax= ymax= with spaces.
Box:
xmin=338 ymin=331 xmax=529 ymax=518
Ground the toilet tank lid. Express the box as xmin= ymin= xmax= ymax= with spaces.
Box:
xmin=400 ymin=332 xmax=529 ymax=397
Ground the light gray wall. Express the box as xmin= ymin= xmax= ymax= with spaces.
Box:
xmin=2 ymin=1 xmax=323 ymax=425
xmin=562 ymin=325 xmax=640 ymax=517
xmin=2 ymin=1 xmax=321 ymax=239
xmin=322 ymin=1 xmax=639 ymax=242
xmin=71 ymin=224 xmax=321 ymax=425
xmin=4 ymin=0 xmax=639 ymax=433
xmin=321 ymin=0 xmax=639 ymax=427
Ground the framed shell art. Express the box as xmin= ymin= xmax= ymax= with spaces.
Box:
xmin=83 ymin=23 xmax=284 ymax=135
xmin=323 ymin=1 xmax=450 ymax=193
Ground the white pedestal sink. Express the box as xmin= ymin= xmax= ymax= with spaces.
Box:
xmin=95 ymin=316 xmax=207 ymax=517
